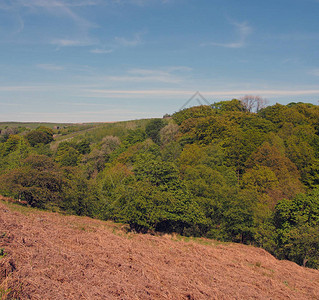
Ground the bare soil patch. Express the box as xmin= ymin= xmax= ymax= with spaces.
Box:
xmin=0 ymin=201 xmax=318 ymax=299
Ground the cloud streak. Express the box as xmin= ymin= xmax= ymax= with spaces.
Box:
xmin=114 ymin=0 xmax=171 ymax=6
xmin=0 ymin=107 xmax=153 ymax=123
xmin=100 ymin=67 xmax=191 ymax=84
xmin=3 ymin=0 xmax=100 ymax=9
xmin=83 ymin=88 xmax=319 ymax=98
xmin=203 ymin=21 xmax=252 ymax=49
xmin=1 ymin=0 xmax=98 ymax=47
xmin=51 ymin=38 xmax=95 ymax=47
xmin=37 ymin=64 xmax=65 ymax=71
xmin=2 ymin=0 xmax=97 ymax=26
xmin=90 ymin=48 xmax=113 ymax=54
xmin=1 ymin=84 xmax=319 ymax=98
xmin=114 ymin=32 xmax=145 ymax=47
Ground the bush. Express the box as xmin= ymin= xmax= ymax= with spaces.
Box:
xmin=0 ymin=155 xmax=64 ymax=208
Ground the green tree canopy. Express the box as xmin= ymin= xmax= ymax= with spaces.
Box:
xmin=25 ymin=126 xmax=54 ymax=146
xmin=145 ymin=119 xmax=166 ymax=144
xmin=274 ymin=189 xmax=319 ymax=268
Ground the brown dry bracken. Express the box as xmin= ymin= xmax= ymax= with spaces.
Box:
xmin=0 ymin=201 xmax=318 ymax=300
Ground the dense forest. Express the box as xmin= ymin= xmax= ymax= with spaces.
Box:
xmin=0 ymin=100 xmax=319 ymax=269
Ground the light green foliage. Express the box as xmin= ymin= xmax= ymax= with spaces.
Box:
xmin=61 ymin=168 xmax=101 ymax=217
xmin=191 ymin=115 xmax=235 ymax=144
xmin=258 ymin=103 xmax=289 ymax=125
xmin=124 ymin=128 xmax=146 ymax=145
xmin=77 ymin=119 xmax=148 ymax=144
xmin=212 ymin=99 xmax=247 ymax=112
xmin=100 ymin=163 xmax=133 ymax=195
xmin=242 ymin=165 xmax=279 ymax=194
xmin=112 ymin=181 xmax=206 ymax=235
xmin=115 ymin=181 xmax=163 ymax=232
xmin=172 ymin=105 xmax=215 ymax=125
xmin=134 ymin=154 xmax=180 ymax=189
xmin=55 ymin=141 xmax=80 ymax=167
xmin=105 ymin=152 xmax=207 ymax=234
xmin=274 ymin=189 xmax=319 ymax=268
xmin=221 ymin=113 xmax=274 ymax=178
xmin=223 ymin=129 xmax=263 ymax=177
xmin=282 ymin=125 xmax=319 ymax=187
xmin=0 ymin=137 xmax=30 ymax=171
xmin=115 ymin=139 xmax=159 ymax=167
xmin=178 ymin=143 xmax=249 ymax=241
xmin=259 ymin=103 xmax=309 ymax=128
xmin=3 ymin=135 xmax=22 ymax=155
xmin=245 ymin=142 xmax=304 ymax=200
xmin=179 ymin=143 xmax=236 ymax=185
xmin=59 ymin=147 xmax=80 ymax=167
xmin=264 ymin=133 xmax=286 ymax=155
xmin=236 ymin=113 xmax=275 ymax=133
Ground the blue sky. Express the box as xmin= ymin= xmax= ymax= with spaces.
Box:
xmin=1 ymin=0 xmax=319 ymax=122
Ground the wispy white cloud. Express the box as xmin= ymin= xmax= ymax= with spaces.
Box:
xmin=1 ymin=84 xmax=319 ymax=99
xmin=0 ymin=107 xmax=152 ymax=123
xmin=1 ymin=0 xmax=168 ymax=10
xmin=51 ymin=38 xmax=94 ymax=47
xmin=90 ymin=48 xmax=113 ymax=54
xmin=114 ymin=0 xmax=171 ymax=6
xmin=83 ymin=88 xmax=319 ymax=98
xmin=3 ymin=0 xmax=100 ymax=9
xmin=101 ymin=66 xmax=191 ymax=83
xmin=1 ymin=0 xmax=98 ymax=47
xmin=2 ymin=0 xmax=97 ymax=27
xmin=0 ymin=84 xmax=93 ymax=93
xmin=114 ymin=32 xmax=145 ymax=47
xmin=203 ymin=21 xmax=252 ymax=49
xmin=104 ymin=75 xmax=180 ymax=83
xmin=37 ymin=64 xmax=65 ymax=71
xmin=0 ymin=86 xmax=49 ymax=92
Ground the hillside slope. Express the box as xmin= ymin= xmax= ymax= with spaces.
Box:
xmin=0 ymin=201 xmax=318 ymax=300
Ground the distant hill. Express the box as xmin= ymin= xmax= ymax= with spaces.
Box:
xmin=0 ymin=122 xmax=74 ymax=130
xmin=1 ymin=200 xmax=318 ymax=299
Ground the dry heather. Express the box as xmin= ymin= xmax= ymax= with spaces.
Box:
xmin=0 ymin=200 xmax=318 ymax=300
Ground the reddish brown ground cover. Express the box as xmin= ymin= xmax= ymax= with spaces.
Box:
xmin=0 ymin=200 xmax=318 ymax=300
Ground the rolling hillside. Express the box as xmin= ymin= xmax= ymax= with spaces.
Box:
xmin=1 ymin=200 xmax=318 ymax=300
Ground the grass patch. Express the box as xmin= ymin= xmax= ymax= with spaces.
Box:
xmin=0 ymin=200 xmax=41 ymax=215
xmin=0 ymin=248 xmax=7 ymax=258
xmin=170 ymin=234 xmax=229 ymax=247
